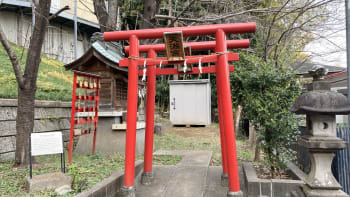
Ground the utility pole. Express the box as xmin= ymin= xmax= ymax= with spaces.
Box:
xmin=74 ymin=0 xmax=78 ymax=59
xmin=31 ymin=1 xmax=35 ymax=32
xmin=346 ymin=0 xmax=350 ymax=124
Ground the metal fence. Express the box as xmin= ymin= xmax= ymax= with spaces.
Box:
xmin=332 ymin=127 xmax=350 ymax=194
xmin=293 ymin=127 xmax=311 ymax=173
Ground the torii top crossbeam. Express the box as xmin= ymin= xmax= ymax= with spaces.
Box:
xmin=104 ymin=22 xmax=255 ymax=41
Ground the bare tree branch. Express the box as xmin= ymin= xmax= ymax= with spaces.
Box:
xmin=263 ymin=0 xmax=290 ymax=61
xmin=300 ymin=28 xmax=345 ymax=50
xmin=156 ymin=15 xmax=200 ymax=22
xmin=156 ymin=7 xmax=280 ymax=23
xmin=48 ymin=5 xmax=70 ymax=21
xmin=0 ymin=25 xmax=25 ymax=88
xmin=168 ymin=0 xmax=197 ymax=27
xmin=273 ymin=9 xmax=324 ymax=66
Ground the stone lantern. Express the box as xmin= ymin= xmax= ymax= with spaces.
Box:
xmin=290 ymin=67 xmax=349 ymax=197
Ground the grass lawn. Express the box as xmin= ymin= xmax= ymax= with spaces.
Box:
xmin=0 ymin=152 xmax=125 ymax=196
xmin=0 ymin=152 xmax=182 ymax=196
xmin=0 ymin=43 xmax=73 ymax=101
xmin=154 ymin=124 xmax=254 ymax=166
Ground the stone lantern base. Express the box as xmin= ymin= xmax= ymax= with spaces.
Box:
xmin=302 ymin=185 xmax=349 ymax=197
xmin=297 ymin=137 xmax=349 ymax=197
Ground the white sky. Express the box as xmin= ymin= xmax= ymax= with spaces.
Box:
xmin=304 ymin=0 xmax=347 ymax=67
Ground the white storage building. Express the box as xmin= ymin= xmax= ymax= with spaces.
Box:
xmin=169 ymin=80 xmax=211 ymax=126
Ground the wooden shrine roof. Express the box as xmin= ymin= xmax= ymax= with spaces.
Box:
xmin=64 ymin=40 xmax=127 ymax=73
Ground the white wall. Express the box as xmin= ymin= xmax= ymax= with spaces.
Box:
xmin=0 ymin=10 xmax=88 ymax=63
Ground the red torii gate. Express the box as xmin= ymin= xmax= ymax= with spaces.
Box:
xmin=103 ymin=22 xmax=256 ymax=197
xmin=124 ymin=39 xmax=249 ymax=187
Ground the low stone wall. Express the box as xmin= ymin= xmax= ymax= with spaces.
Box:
xmin=0 ymin=99 xmax=72 ymax=160
xmin=75 ymin=160 xmax=144 ymax=197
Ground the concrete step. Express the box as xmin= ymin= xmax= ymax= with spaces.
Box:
xmin=135 ymin=150 xmax=246 ymax=197
xmin=163 ymin=166 xmax=208 ymax=197
xmin=135 ymin=166 xmax=176 ymax=197
xmin=136 ymin=150 xmax=213 ymax=197
xmin=154 ymin=150 xmax=213 ymax=167
xmin=178 ymin=151 xmax=212 ymax=167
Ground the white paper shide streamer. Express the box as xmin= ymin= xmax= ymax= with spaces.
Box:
xmin=142 ymin=59 xmax=147 ymax=81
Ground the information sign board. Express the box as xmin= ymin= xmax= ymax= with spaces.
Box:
xmin=31 ymin=132 xmax=63 ymax=156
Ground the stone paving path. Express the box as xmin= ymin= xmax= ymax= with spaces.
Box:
xmin=135 ymin=150 xmax=245 ymax=197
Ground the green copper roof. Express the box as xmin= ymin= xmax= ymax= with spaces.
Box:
xmin=92 ymin=41 xmax=123 ymax=64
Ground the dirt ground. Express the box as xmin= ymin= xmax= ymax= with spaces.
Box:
xmin=170 ymin=125 xmax=221 ymax=138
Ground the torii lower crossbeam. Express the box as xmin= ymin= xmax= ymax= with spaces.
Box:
xmin=139 ymin=65 xmax=234 ymax=76
xmin=118 ymin=52 xmax=239 ymax=67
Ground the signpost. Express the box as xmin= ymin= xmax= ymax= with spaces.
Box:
xmin=29 ymin=132 xmax=65 ymax=178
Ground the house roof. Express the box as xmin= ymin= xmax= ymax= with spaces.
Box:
xmin=324 ymin=70 xmax=347 ymax=79
xmin=292 ymin=61 xmax=345 ymax=76
xmin=64 ymin=40 xmax=127 ymax=72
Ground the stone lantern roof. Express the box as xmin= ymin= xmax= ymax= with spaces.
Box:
xmin=290 ymin=66 xmax=350 ymax=115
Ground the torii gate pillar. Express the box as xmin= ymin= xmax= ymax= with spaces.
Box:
xmin=122 ymin=35 xmax=139 ymax=195
xmin=216 ymin=29 xmax=241 ymax=196
xmin=141 ymin=49 xmax=157 ymax=185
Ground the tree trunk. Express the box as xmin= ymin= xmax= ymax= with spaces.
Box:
xmin=234 ymin=104 xmax=242 ymax=135
xmin=254 ymin=143 xmax=260 ymax=161
xmin=15 ymin=88 xmax=36 ymax=166
xmin=248 ymin=121 xmax=256 ymax=149
xmin=93 ymin=0 xmax=118 ymax=33
xmin=167 ymin=0 xmax=172 ymax=26
xmin=14 ymin=0 xmax=51 ymax=166
xmin=142 ymin=0 xmax=161 ymax=29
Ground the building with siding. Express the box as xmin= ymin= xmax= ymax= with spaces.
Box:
xmin=0 ymin=0 xmax=104 ymax=63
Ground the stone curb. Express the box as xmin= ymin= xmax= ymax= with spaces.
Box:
xmin=243 ymin=162 xmax=305 ymax=197
xmin=75 ymin=160 xmax=144 ymax=197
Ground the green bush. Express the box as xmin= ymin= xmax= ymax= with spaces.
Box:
xmin=231 ymin=53 xmax=302 ymax=176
